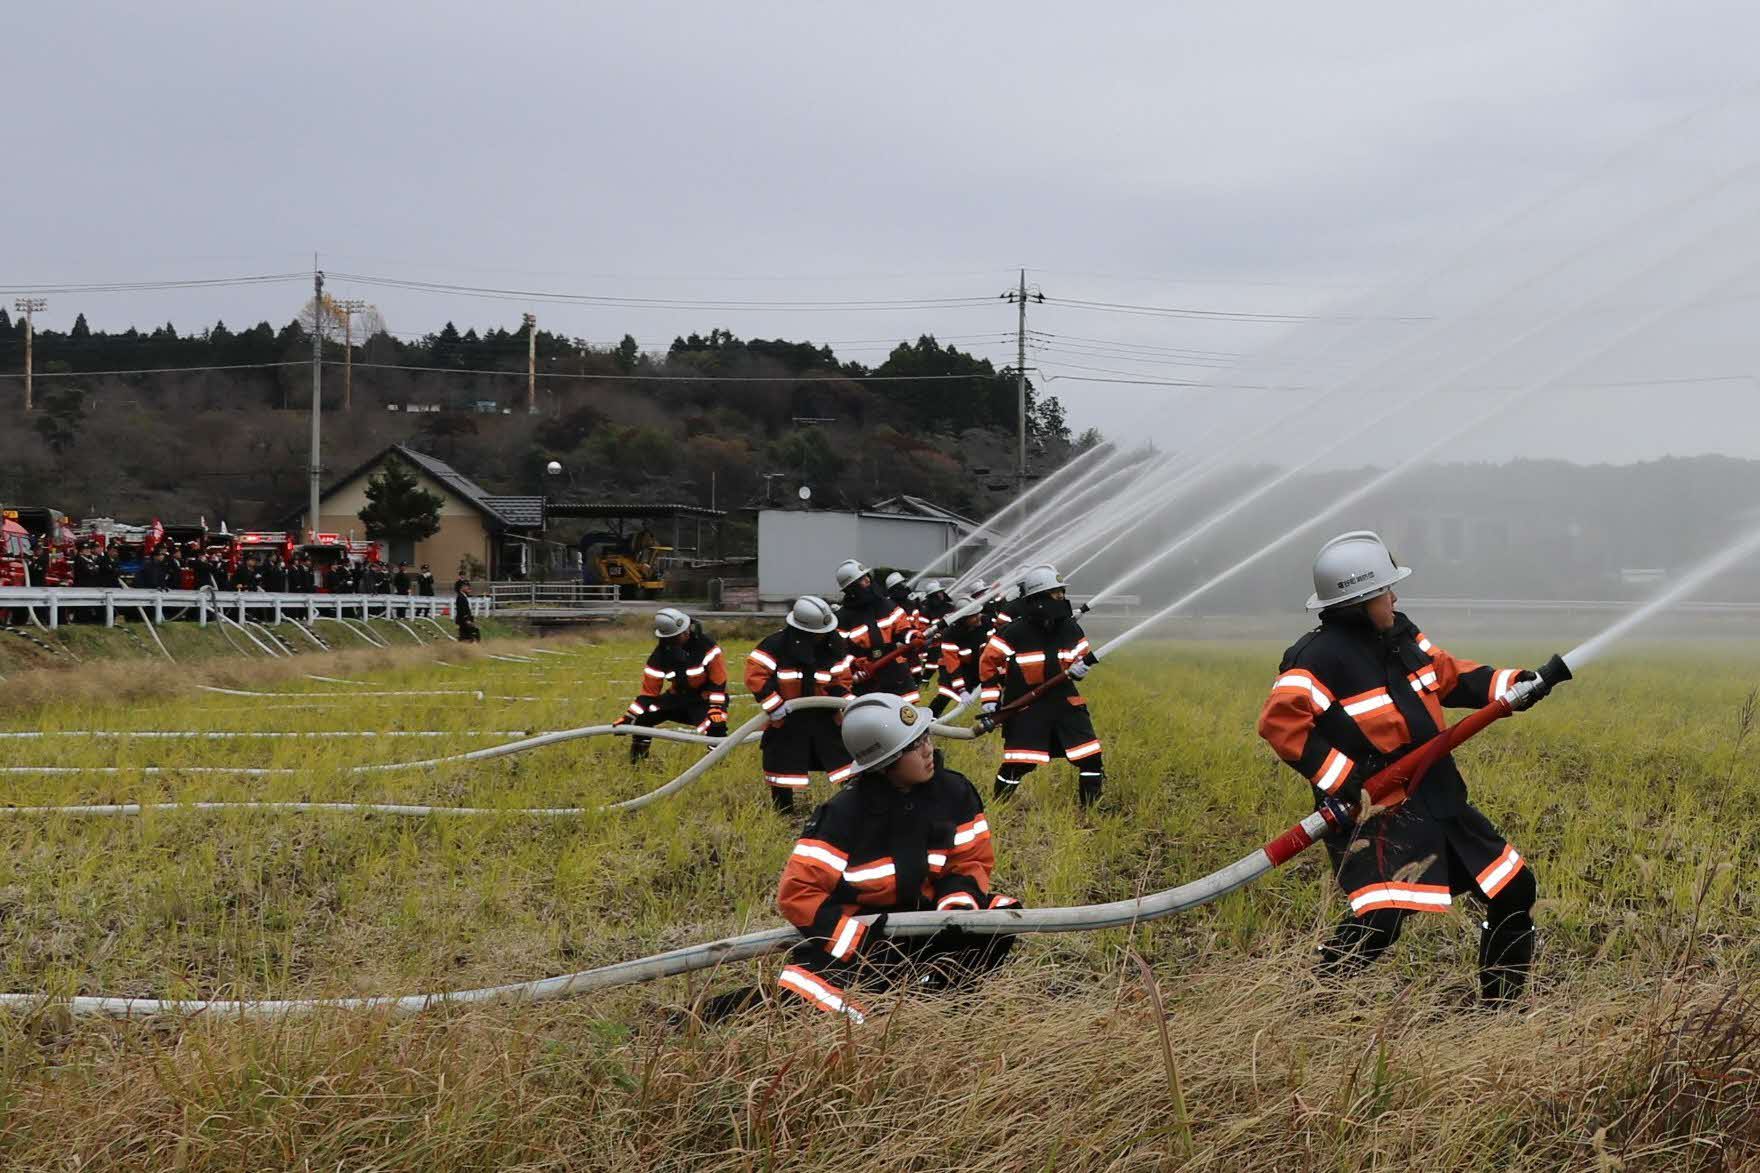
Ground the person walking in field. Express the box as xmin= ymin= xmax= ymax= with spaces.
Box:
xmin=745 ymin=596 xmax=857 ymax=814
xmin=1257 ymin=531 xmax=1559 ymax=1004
xmin=770 ymin=692 xmax=1020 ymax=1022
xmin=453 ymin=577 xmax=481 ymax=642
xmin=615 ymin=607 xmax=730 ymax=764
xmin=978 ymin=564 xmax=1106 ymax=807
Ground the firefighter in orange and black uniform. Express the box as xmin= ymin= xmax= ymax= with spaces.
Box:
xmin=908 ymin=577 xmax=957 ymax=708
xmin=932 ymin=590 xmax=986 ymax=718
xmin=1256 ymin=531 xmax=1558 ymax=1004
xmin=978 ymin=564 xmax=1105 ymax=807
xmin=616 ymin=606 xmax=730 ymax=764
xmin=745 ymin=596 xmax=857 ymax=814
xmin=772 ymin=692 xmax=1020 ymax=1022
xmin=832 ymin=559 xmax=920 ymax=702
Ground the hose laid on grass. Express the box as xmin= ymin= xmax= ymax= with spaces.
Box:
xmin=0 ymin=697 xmax=976 ymax=808
xmin=137 ymin=614 xmax=176 ymax=663
xmin=0 ymin=730 xmax=530 ymax=739
xmin=0 ymin=691 xmax=1528 ymax=1019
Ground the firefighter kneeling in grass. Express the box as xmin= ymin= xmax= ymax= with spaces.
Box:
xmin=746 ymin=596 xmax=857 ymax=814
xmin=774 ymin=692 xmax=1020 ymax=1022
xmin=615 ymin=607 xmax=729 ymax=764
xmin=1257 ymin=531 xmax=1558 ymax=1004
xmin=978 ymin=564 xmax=1105 ymax=807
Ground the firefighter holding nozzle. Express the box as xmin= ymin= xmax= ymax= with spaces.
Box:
xmin=772 ymin=692 xmax=1020 ymax=1022
xmin=1257 ymin=531 xmax=1561 ymax=1004
xmin=615 ymin=607 xmax=729 ymax=764
xmin=978 ymin=564 xmax=1106 ymax=807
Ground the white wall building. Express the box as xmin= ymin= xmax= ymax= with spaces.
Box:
xmin=757 ymin=497 xmax=982 ymax=603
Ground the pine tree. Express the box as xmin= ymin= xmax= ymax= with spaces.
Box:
xmin=357 ymin=458 xmax=443 ymax=545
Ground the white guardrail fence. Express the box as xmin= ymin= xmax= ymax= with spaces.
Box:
xmin=486 ymin=582 xmax=621 ymax=612
xmin=0 ymin=588 xmax=487 ymax=629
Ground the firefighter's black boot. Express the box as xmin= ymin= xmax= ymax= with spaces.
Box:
xmin=994 ymin=763 xmax=1030 ymax=801
xmin=1477 ymin=869 xmax=1538 ymax=1005
xmin=1077 ymin=771 xmax=1104 ymax=809
xmin=769 ymin=787 xmax=795 ymax=815
xmin=628 ymin=735 xmax=651 ymax=764
xmin=1316 ymin=910 xmax=1406 ymax=978
xmin=1477 ymin=913 xmax=1534 ymax=1005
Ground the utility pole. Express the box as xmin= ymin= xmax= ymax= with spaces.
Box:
xmin=13 ymin=297 xmax=45 ymax=412
xmin=522 ymin=312 xmax=537 ymax=413
xmin=308 ymin=268 xmax=324 ymax=542
xmin=1002 ymin=270 xmax=1044 ymax=495
xmin=334 ymin=298 xmax=366 ymax=412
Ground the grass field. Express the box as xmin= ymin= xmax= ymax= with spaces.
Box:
xmin=0 ymin=623 xmax=1757 ymax=1169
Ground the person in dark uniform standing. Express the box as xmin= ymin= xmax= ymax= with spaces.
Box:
xmin=453 ymin=577 xmax=480 ymax=642
xmin=392 ymin=563 xmax=411 ymax=596
xmin=1256 ymin=530 xmax=1559 ymax=1005
xmin=417 ymin=565 xmax=436 ymax=597
xmin=977 ymin=565 xmax=1105 ymax=808
xmin=745 ymin=596 xmax=856 ymax=815
xmin=931 ymin=593 xmax=986 ymax=718
xmin=832 ymin=559 xmax=919 ymax=702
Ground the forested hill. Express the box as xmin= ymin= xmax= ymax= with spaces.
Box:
xmin=0 ymin=310 xmax=1086 ymax=528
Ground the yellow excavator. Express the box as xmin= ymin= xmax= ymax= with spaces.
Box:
xmin=580 ymin=527 xmax=670 ymax=598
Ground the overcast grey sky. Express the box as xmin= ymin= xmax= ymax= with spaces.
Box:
xmin=7 ymin=1 xmax=1760 ymax=464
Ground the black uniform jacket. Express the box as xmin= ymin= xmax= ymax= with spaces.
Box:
xmin=777 ymin=764 xmax=1006 ymax=962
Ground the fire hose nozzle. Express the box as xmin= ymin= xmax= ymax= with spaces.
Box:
xmin=1537 ymin=653 xmax=1572 ymax=688
xmin=1505 ymin=652 xmax=1573 ymax=712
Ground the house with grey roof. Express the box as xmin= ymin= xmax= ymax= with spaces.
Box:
xmin=296 ymin=444 xmax=546 ymax=580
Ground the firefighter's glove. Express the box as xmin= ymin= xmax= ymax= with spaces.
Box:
xmin=771 ymin=699 xmax=793 ymax=720
xmin=1066 ymin=659 xmax=1092 ymax=682
xmin=707 ymin=721 xmax=728 ymax=739
xmin=1318 ymin=794 xmax=1357 ymax=836
xmin=863 ymin=913 xmax=889 ymax=946
xmin=980 ymin=700 xmax=998 ymax=715
xmin=1506 ymin=668 xmax=1550 ymax=712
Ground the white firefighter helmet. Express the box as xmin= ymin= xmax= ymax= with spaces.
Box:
xmin=884 ymin=570 xmax=907 ymax=592
xmin=833 ymin=558 xmax=871 ymax=592
xmin=1306 ymin=530 xmax=1412 ymax=611
xmin=920 ymin=578 xmax=943 ymax=595
xmin=786 ymin=594 xmax=840 ymax=634
xmin=653 ymin=607 xmax=691 ymax=640
xmin=1016 ymin=564 xmax=1067 ymax=600
xmin=840 ymin=692 xmax=931 ymax=774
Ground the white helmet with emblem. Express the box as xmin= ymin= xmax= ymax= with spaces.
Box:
xmin=653 ymin=607 xmax=691 ymax=640
xmin=840 ymin=692 xmax=931 ymax=773
xmin=1306 ymin=530 xmax=1412 ymax=611
xmin=785 ymin=594 xmax=840 ymax=634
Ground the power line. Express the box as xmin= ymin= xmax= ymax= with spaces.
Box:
xmin=0 ymin=361 xmax=305 ymax=379
xmin=329 ymin=271 xmax=999 ymax=312
xmin=341 ymin=361 xmax=1013 ymax=383
xmin=0 ymin=273 xmax=305 ymax=295
xmin=1043 ymin=295 xmax=1432 ymax=324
